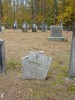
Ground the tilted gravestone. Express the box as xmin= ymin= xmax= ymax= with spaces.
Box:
xmin=0 ymin=39 xmax=5 ymax=73
xmin=69 ymin=26 xmax=75 ymax=78
xmin=22 ymin=51 xmax=52 ymax=80
xmin=48 ymin=25 xmax=64 ymax=41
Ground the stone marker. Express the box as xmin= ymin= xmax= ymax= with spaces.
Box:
xmin=0 ymin=26 xmax=5 ymax=33
xmin=41 ymin=23 xmax=47 ymax=32
xmin=69 ymin=26 xmax=75 ymax=78
xmin=22 ymin=21 xmax=28 ymax=32
xmin=0 ymin=39 xmax=5 ymax=73
xmin=48 ymin=25 xmax=64 ymax=41
xmin=60 ymin=20 xmax=62 ymax=26
xmin=32 ymin=23 xmax=37 ymax=32
xmin=22 ymin=51 xmax=52 ymax=80
xmin=0 ymin=23 xmax=2 ymax=33
xmin=13 ymin=21 xmax=18 ymax=29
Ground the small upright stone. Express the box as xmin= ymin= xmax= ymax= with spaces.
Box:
xmin=0 ymin=23 xmax=2 ymax=33
xmin=0 ymin=39 xmax=5 ymax=74
xmin=32 ymin=23 xmax=37 ymax=32
xmin=13 ymin=21 xmax=18 ymax=29
xmin=69 ymin=26 xmax=75 ymax=78
xmin=48 ymin=25 xmax=64 ymax=41
xmin=22 ymin=21 xmax=28 ymax=32
xmin=41 ymin=23 xmax=47 ymax=32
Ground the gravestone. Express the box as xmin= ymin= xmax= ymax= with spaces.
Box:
xmin=41 ymin=23 xmax=47 ymax=32
xmin=22 ymin=21 xmax=27 ymax=32
xmin=22 ymin=51 xmax=52 ymax=80
xmin=32 ymin=23 xmax=37 ymax=32
xmin=0 ymin=23 xmax=2 ymax=32
xmin=13 ymin=21 xmax=18 ymax=29
xmin=0 ymin=39 xmax=5 ymax=73
xmin=69 ymin=26 xmax=75 ymax=78
xmin=60 ymin=20 xmax=62 ymax=26
xmin=48 ymin=25 xmax=64 ymax=41
xmin=2 ymin=26 xmax=5 ymax=31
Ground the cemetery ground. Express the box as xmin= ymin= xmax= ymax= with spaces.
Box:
xmin=0 ymin=29 xmax=75 ymax=100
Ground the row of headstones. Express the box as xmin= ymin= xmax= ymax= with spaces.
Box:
xmin=13 ymin=21 xmax=48 ymax=32
xmin=13 ymin=21 xmax=65 ymax=42
xmin=0 ymin=26 xmax=75 ymax=79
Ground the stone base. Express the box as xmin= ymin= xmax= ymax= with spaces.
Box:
xmin=48 ymin=37 xmax=64 ymax=41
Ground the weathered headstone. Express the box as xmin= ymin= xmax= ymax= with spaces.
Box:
xmin=22 ymin=21 xmax=27 ymax=32
xmin=13 ymin=21 xmax=18 ymax=29
xmin=0 ymin=39 xmax=5 ymax=73
xmin=22 ymin=51 xmax=52 ymax=80
xmin=32 ymin=23 xmax=37 ymax=32
xmin=2 ymin=26 xmax=5 ymax=31
xmin=0 ymin=23 xmax=2 ymax=32
xmin=60 ymin=20 xmax=62 ymax=26
xmin=69 ymin=26 xmax=75 ymax=78
xmin=48 ymin=25 xmax=64 ymax=41
xmin=41 ymin=23 xmax=47 ymax=32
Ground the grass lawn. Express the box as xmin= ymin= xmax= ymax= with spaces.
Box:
xmin=0 ymin=29 xmax=75 ymax=100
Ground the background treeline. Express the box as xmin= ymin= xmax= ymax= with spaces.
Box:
xmin=1 ymin=0 xmax=75 ymax=29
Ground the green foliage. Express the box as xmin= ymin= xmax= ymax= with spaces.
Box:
xmin=6 ymin=59 xmax=21 ymax=70
xmin=67 ymin=86 xmax=75 ymax=93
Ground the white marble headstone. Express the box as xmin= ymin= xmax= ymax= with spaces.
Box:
xmin=22 ymin=51 xmax=52 ymax=80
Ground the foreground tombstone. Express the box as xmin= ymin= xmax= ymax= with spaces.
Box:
xmin=0 ymin=39 xmax=5 ymax=73
xmin=69 ymin=26 xmax=75 ymax=78
xmin=48 ymin=25 xmax=64 ymax=41
xmin=22 ymin=51 xmax=52 ymax=80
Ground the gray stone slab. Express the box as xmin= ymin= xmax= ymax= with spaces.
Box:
xmin=22 ymin=51 xmax=52 ymax=80
xmin=23 ymin=22 xmax=28 ymax=32
xmin=48 ymin=25 xmax=64 ymax=41
xmin=41 ymin=23 xmax=47 ymax=32
xmin=69 ymin=26 xmax=75 ymax=78
xmin=0 ymin=39 xmax=5 ymax=73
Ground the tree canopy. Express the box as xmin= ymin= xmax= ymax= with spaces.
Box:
xmin=0 ymin=0 xmax=75 ymax=28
